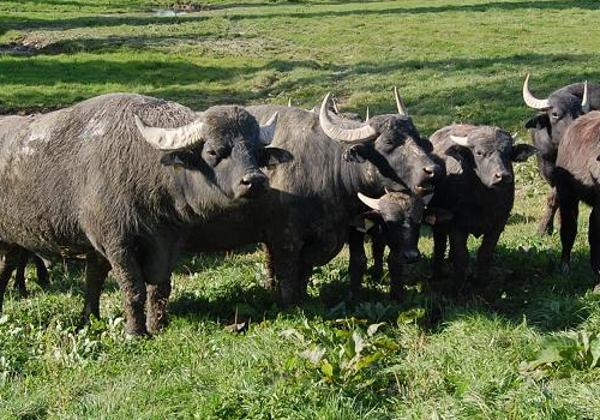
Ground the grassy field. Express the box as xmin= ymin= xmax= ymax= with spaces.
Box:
xmin=2 ymin=0 xmax=600 ymax=417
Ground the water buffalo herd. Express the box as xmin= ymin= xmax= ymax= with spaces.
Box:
xmin=1 ymin=73 xmax=598 ymax=336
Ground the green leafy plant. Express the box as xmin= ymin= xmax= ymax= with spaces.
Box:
xmin=520 ymin=331 xmax=600 ymax=377
xmin=282 ymin=318 xmax=400 ymax=389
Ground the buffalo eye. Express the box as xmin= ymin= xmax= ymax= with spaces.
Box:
xmin=551 ymin=111 xmax=559 ymax=120
xmin=475 ymin=150 xmax=484 ymax=157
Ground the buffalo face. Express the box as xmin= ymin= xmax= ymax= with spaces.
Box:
xmin=523 ymin=73 xmax=590 ymax=151
xmin=447 ymin=127 xmax=537 ymax=189
xmin=319 ymin=92 xmax=443 ymax=196
xmin=358 ymin=191 xmax=424 ymax=263
xmin=136 ymin=105 xmax=287 ymax=202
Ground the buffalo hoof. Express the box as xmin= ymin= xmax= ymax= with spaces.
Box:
xmin=537 ymin=222 xmax=554 ymax=237
xmin=146 ymin=316 xmax=168 ymax=335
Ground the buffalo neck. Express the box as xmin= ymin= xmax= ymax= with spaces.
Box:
xmin=340 ymin=158 xmax=381 ymax=199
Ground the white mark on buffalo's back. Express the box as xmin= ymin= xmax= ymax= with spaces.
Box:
xmin=82 ymin=117 xmax=107 ymax=139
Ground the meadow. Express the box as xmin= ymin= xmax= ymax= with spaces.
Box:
xmin=2 ymin=0 xmax=600 ymax=417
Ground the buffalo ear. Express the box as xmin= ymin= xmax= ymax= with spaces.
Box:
xmin=445 ymin=144 xmax=469 ymax=161
xmin=161 ymin=151 xmax=186 ymax=170
xmin=161 ymin=150 xmax=203 ymax=171
xmin=423 ymin=207 xmax=453 ymax=225
xmin=525 ymin=114 xmax=549 ymax=130
xmin=258 ymin=147 xmax=293 ymax=169
xmin=511 ymin=144 xmax=537 ymax=162
xmin=362 ymin=210 xmax=381 ymax=221
xmin=343 ymin=144 xmax=370 ymax=163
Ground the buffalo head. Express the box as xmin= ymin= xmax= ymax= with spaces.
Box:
xmin=358 ymin=190 xmax=424 ymax=263
xmin=447 ymin=126 xmax=537 ymax=189
xmin=319 ymin=89 xmax=443 ymax=196
xmin=523 ymin=73 xmax=591 ymax=150
xmin=135 ymin=105 xmax=289 ymax=201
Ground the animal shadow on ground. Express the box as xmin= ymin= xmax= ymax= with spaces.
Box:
xmin=426 ymin=244 xmax=598 ymax=333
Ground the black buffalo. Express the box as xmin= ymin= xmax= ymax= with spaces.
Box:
xmin=555 ymin=110 xmax=600 ymax=289
xmin=428 ymin=124 xmax=536 ymax=290
xmin=522 ymin=73 xmax=598 ymax=235
xmin=348 ymin=190 xmax=426 ymax=299
xmin=0 ymin=93 xmax=285 ymax=335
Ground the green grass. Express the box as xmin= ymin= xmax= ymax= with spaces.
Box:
xmin=2 ymin=0 xmax=600 ymax=417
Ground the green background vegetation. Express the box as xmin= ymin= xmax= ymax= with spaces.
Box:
xmin=2 ymin=0 xmax=600 ymax=417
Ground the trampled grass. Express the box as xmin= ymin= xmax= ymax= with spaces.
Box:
xmin=2 ymin=0 xmax=600 ymax=418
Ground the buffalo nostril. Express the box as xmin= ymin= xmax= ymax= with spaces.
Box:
xmin=423 ymin=166 xmax=435 ymax=177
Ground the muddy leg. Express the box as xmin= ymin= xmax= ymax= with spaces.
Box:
xmin=449 ymin=228 xmax=469 ymax=291
xmin=370 ymin=228 xmax=385 ymax=280
xmin=348 ymin=229 xmax=367 ymax=298
xmin=33 ymin=255 xmax=50 ymax=287
xmin=388 ymin=253 xmax=404 ymax=300
xmin=82 ymin=252 xmax=111 ymax=324
xmin=558 ymin=192 xmax=579 ymax=274
xmin=0 ymin=248 xmax=21 ymax=312
xmin=107 ymin=250 xmax=147 ymax=336
xmin=13 ymin=249 xmax=29 ymax=297
xmin=538 ymin=187 xmax=559 ymax=236
xmin=588 ymin=206 xmax=600 ymax=292
xmin=432 ymin=223 xmax=449 ymax=281
xmin=475 ymin=228 xmax=502 ymax=289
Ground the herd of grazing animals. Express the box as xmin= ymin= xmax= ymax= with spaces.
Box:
xmin=0 ymin=73 xmax=599 ymax=337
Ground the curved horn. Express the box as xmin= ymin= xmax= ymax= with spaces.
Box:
xmin=450 ymin=134 xmax=469 ymax=147
xmin=365 ymin=107 xmax=370 ymax=122
xmin=522 ymin=73 xmax=550 ymax=110
xmin=134 ymin=115 xmax=204 ymax=151
xmin=357 ymin=192 xmax=381 ymax=211
xmin=287 ymin=98 xmax=292 ymax=107
xmin=259 ymin=112 xmax=278 ymax=145
xmin=394 ymin=86 xmax=409 ymax=116
xmin=582 ymin=80 xmax=591 ymax=112
xmin=319 ymin=93 xmax=377 ymax=143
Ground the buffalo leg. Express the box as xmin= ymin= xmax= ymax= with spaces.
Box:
xmin=370 ymin=228 xmax=385 ymax=280
xmin=82 ymin=252 xmax=111 ymax=324
xmin=33 ymin=255 xmax=50 ymax=287
xmin=266 ymin=245 xmax=303 ymax=305
xmin=588 ymin=206 xmax=600 ymax=291
xmin=475 ymin=228 xmax=503 ymax=289
xmin=449 ymin=228 xmax=469 ymax=289
xmin=387 ymin=252 xmax=404 ymax=300
xmin=0 ymin=248 xmax=21 ymax=313
xmin=146 ymin=281 xmax=172 ymax=334
xmin=348 ymin=229 xmax=367 ymax=298
xmin=538 ymin=187 xmax=559 ymax=236
xmin=107 ymin=250 xmax=148 ymax=336
xmin=558 ymin=191 xmax=579 ymax=273
xmin=432 ymin=223 xmax=449 ymax=281
xmin=13 ymin=249 xmax=29 ymax=297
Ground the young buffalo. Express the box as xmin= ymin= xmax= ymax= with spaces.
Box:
xmin=555 ymin=111 xmax=600 ymax=289
xmin=428 ymin=125 xmax=536 ymax=291
xmin=348 ymin=190 xmax=424 ymax=299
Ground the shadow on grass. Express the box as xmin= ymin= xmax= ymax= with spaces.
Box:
xmin=2 ymin=51 xmax=599 ymax=114
xmin=222 ymin=0 xmax=600 ymax=21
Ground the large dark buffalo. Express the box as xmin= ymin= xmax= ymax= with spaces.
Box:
xmin=522 ymin=73 xmax=598 ymax=235
xmin=555 ymin=110 xmax=600 ymax=288
xmin=428 ymin=124 xmax=536 ymax=290
xmin=0 ymin=93 xmax=285 ymax=335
